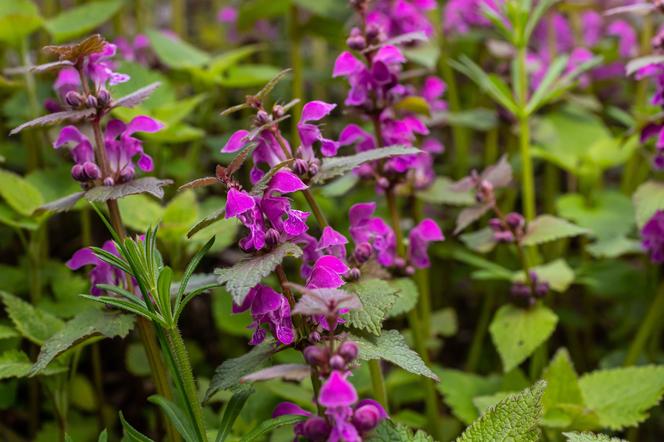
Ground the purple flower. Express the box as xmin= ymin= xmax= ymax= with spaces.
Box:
xmin=307 ymin=256 xmax=349 ymax=290
xmin=367 ymin=0 xmax=436 ymax=38
xmin=297 ymin=101 xmax=339 ymax=158
xmin=444 ymin=0 xmax=499 ymax=34
xmin=408 ymin=219 xmax=444 ymax=269
xmin=85 ymin=42 xmax=130 ymax=87
xmin=642 ymin=210 xmax=664 ymax=263
xmin=608 ymin=20 xmax=637 ymax=58
xmin=54 ymin=126 xmax=100 ymax=182
xmin=349 ymin=202 xmax=396 ymax=267
xmin=421 ymin=76 xmax=447 ymax=112
xmin=233 ymin=284 xmax=294 ymax=345
xmin=67 ymin=241 xmax=125 ymax=296
xmin=54 ymin=67 xmax=81 ymax=102
xmin=317 ymin=226 xmax=349 ymax=259
xmin=222 ymin=128 xmax=290 ymax=184
xmin=114 ymin=34 xmax=151 ymax=66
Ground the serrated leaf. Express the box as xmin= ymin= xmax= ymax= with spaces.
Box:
xmin=346 ymin=279 xmax=398 ymax=335
xmin=417 ymin=177 xmax=475 ymax=206
xmin=366 ymin=420 xmax=434 ymax=441
xmin=557 ymin=191 xmax=634 ymax=241
xmin=205 ymin=342 xmax=275 ymax=401
xmin=1 ymin=292 xmax=64 ymax=345
xmin=454 ymin=203 xmax=492 ymax=235
xmin=147 ymin=29 xmax=210 ymax=69
xmin=578 ymin=365 xmax=664 ymax=430
xmin=215 ymin=243 xmax=302 ymax=305
xmin=456 ymin=381 xmax=546 ymax=442
xmin=490 ymin=304 xmax=558 ymax=372
xmin=387 ymin=278 xmax=419 ymax=318
xmin=633 ymin=180 xmax=664 ymax=230
xmin=313 ymin=146 xmax=420 ymax=184
xmin=35 ymin=192 xmax=85 ymax=215
xmin=45 ymin=0 xmax=124 ymax=42
xmin=460 ymin=227 xmax=496 ymax=254
xmin=563 ymin=432 xmax=626 ymax=442
xmin=112 ymin=82 xmax=161 ymax=109
xmin=30 ymin=309 xmax=134 ymax=375
xmin=85 ymin=177 xmax=173 ymax=202
xmin=354 ymin=330 xmax=438 ymax=381
xmin=542 ymin=348 xmax=588 ymax=428
xmin=0 ymin=350 xmax=31 ymax=380
xmin=437 ymin=369 xmax=502 ymax=424
xmin=0 ymin=169 xmax=44 ymax=216
xmin=522 ymin=215 xmax=589 ymax=246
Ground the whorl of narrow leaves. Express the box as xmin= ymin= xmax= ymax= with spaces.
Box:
xmin=578 ymin=365 xmax=664 ymax=430
xmin=521 ymin=215 xmax=589 ymax=246
xmin=215 ymin=243 xmax=302 ymax=305
xmin=354 ymin=330 xmax=439 ymax=381
xmin=563 ymin=432 xmax=626 ymax=442
xmin=489 ymin=304 xmax=558 ymax=372
xmin=456 ymin=381 xmax=546 ymax=442
xmin=346 ymin=279 xmax=398 ymax=335
xmin=112 ymin=82 xmax=161 ymax=109
xmin=30 ymin=309 xmax=135 ymax=375
xmin=366 ymin=420 xmax=434 ymax=441
xmin=9 ymin=108 xmax=96 ymax=135
xmin=1 ymin=292 xmax=64 ymax=345
xmin=204 ymin=342 xmax=275 ymax=401
xmin=312 ymin=146 xmax=421 ymax=184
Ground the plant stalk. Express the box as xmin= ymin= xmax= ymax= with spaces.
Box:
xmin=624 ymin=281 xmax=664 ymax=366
xmin=289 ymin=4 xmax=304 ymax=143
xmin=367 ymin=360 xmax=389 ymax=410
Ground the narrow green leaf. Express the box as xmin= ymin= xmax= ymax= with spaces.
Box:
xmin=148 ymin=395 xmax=201 ymax=442
xmin=216 ymin=386 xmax=254 ymax=442
xmin=242 ymin=415 xmax=307 ymax=442
xmin=120 ymin=411 xmax=155 ymax=442
xmin=45 ymin=0 xmax=124 ymax=42
xmin=527 ymin=55 xmax=569 ymax=114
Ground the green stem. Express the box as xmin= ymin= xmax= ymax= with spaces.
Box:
xmin=302 ymin=189 xmax=328 ymax=228
xmin=289 ymin=5 xmax=304 ymax=144
xmin=164 ymin=327 xmax=208 ymax=441
xmin=385 ymin=189 xmax=405 ymax=257
xmin=516 ymin=46 xmax=535 ymax=222
xmin=624 ymin=282 xmax=664 ymax=366
xmin=368 ymin=360 xmax=388 ymax=410
xmin=465 ymin=290 xmax=495 ymax=372
xmin=171 ymin=0 xmax=186 ymax=37
xmin=20 ymin=38 xmax=45 ymax=170
xmin=91 ymin=343 xmax=109 ymax=432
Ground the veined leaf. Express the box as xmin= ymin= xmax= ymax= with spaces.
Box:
xmin=366 ymin=420 xmax=434 ymax=441
xmin=633 ymin=180 xmax=664 ymax=230
xmin=85 ymin=177 xmax=173 ymax=202
xmin=346 ymin=279 xmax=398 ymax=335
xmin=522 ymin=215 xmax=589 ymax=246
xmin=1 ymin=292 xmax=64 ymax=345
xmin=387 ymin=278 xmax=419 ymax=318
xmin=0 ymin=169 xmax=44 ymax=216
xmin=563 ymin=432 xmax=626 ymax=442
xmin=147 ymin=29 xmax=210 ymax=69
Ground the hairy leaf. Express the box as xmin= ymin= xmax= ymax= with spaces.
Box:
xmin=205 ymin=342 xmax=275 ymax=401
xmin=437 ymin=369 xmax=503 ymax=424
xmin=354 ymin=330 xmax=438 ymax=381
xmin=112 ymin=82 xmax=161 ymax=109
xmin=454 ymin=203 xmax=492 ymax=235
xmin=30 ymin=309 xmax=134 ymax=375
xmin=541 ymin=348 xmax=590 ymax=428
xmin=240 ymin=364 xmax=311 ymax=383
xmin=85 ymin=177 xmax=173 ymax=202
xmin=35 ymin=192 xmax=85 ymax=215
xmin=633 ymin=180 xmax=664 ymax=230
xmin=215 ymin=243 xmax=302 ymax=305
xmin=0 ymin=169 xmax=44 ymax=216
xmin=10 ymin=108 xmax=95 ymax=135
xmin=367 ymin=420 xmax=434 ymax=441
xmin=490 ymin=304 xmax=558 ymax=372
xmin=313 ymin=146 xmax=420 ymax=184
xmin=563 ymin=432 xmax=626 ymax=442
xmin=1 ymin=292 xmax=64 ymax=345
xmin=456 ymin=381 xmax=546 ymax=442
xmin=578 ymin=365 xmax=664 ymax=430
xmin=417 ymin=177 xmax=475 ymax=206
xmin=346 ymin=279 xmax=398 ymax=335
xmin=387 ymin=278 xmax=419 ymax=318
xmin=522 ymin=215 xmax=589 ymax=246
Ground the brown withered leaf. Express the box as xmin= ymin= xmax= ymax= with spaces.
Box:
xmin=43 ymin=34 xmax=107 ymax=62
xmin=178 ymin=177 xmax=219 ymax=192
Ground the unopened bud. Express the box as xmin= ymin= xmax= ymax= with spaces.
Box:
xmin=347 ymin=267 xmax=361 ymax=281
xmin=265 ymin=228 xmax=281 ymax=248
xmin=353 ymin=404 xmax=381 ymax=432
xmin=329 ymin=355 xmax=346 ymax=371
xmin=293 ymin=158 xmax=309 ymax=177
xmin=535 ymin=281 xmax=549 ymax=298
xmin=338 ymin=341 xmax=358 ymax=362
xmin=272 ymin=104 xmax=285 ymax=118
xmin=377 ymin=177 xmax=390 ymax=189
xmin=301 ymin=417 xmax=330 ymax=440
xmin=505 ymin=212 xmax=525 ymax=229
xmin=303 ymin=345 xmax=328 ymax=368
xmin=65 ymin=91 xmax=84 ymax=108
xmin=308 ymin=331 xmax=321 ymax=344
xmin=86 ymin=94 xmax=98 ymax=109
xmin=255 ymin=110 xmax=270 ymax=126
xmin=353 ymin=242 xmax=373 ymax=264
xmin=103 ymin=177 xmax=115 ymax=187
xmin=97 ymin=89 xmax=111 ymax=107
xmin=394 ymin=257 xmax=406 ymax=268
xmin=119 ymin=166 xmax=135 ymax=183
xmin=308 ymin=162 xmax=320 ymax=176
xmin=71 ymin=164 xmax=87 ymax=182
xmin=347 ymin=28 xmax=366 ymax=51
xmin=83 ymin=161 xmax=101 ymax=180
xmin=405 ymin=265 xmax=415 ymax=276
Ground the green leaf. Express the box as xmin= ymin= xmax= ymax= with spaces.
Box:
xmin=456 ymin=381 xmax=546 ymax=442
xmin=70 ymin=374 xmax=96 ymax=411
xmin=393 ymin=96 xmax=430 ymax=116
xmin=45 ymin=0 xmax=124 ymax=42
xmin=292 ymin=0 xmax=346 ymax=17
xmin=205 ymin=342 xmax=275 ymax=401
xmin=541 ymin=349 xmax=591 ymax=428
xmin=313 ymin=146 xmax=421 ymax=184
xmin=242 ymin=415 xmax=307 ymax=442
xmin=387 ymin=278 xmax=419 ymax=318
xmin=633 ymin=180 xmax=664 ymax=230
xmin=526 ymin=55 xmax=568 ymax=114
xmin=111 ymin=61 xmax=175 ymax=110
xmin=366 ymin=420 xmax=434 ymax=441
xmin=147 ymin=29 xmax=210 ymax=69
xmin=512 ymin=259 xmax=575 ymax=293
xmin=460 ymin=227 xmax=497 ymax=254
xmin=0 ymin=1 xmax=43 ymax=47
xmin=118 ymin=194 xmax=165 ymax=232
xmin=354 ymin=330 xmax=438 ymax=381
xmin=578 ymin=365 xmax=664 ymax=430
xmin=85 ymin=177 xmax=172 ymax=203
xmin=522 ymin=215 xmax=589 ymax=246
xmin=0 ymin=169 xmax=44 ymax=216
xmin=215 ymin=242 xmax=302 ymax=305
xmin=217 ymin=64 xmax=283 ymax=88
xmin=346 ymin=279 xmax=398 ymax=335
xmin=120 ymin=411 xmax=155 ymax=442
xmin=30 ymin=309 xmax=134 ymax=375
xmin=490 ymin=304 xmax=558 ymax=372
xmin=437 ymin=369 xmax=502 ymax=424
xmin=450 ymin=56 xmax=518 ymax=115
xmin=0 ymin=323 xmax=19 ymax=340
xmin=416 ymin=177 xmax=475 ymax=206
xmin=563 ymin=432 xmax=626 ymax=442
xmin=1 ymin=292 xmax=64 ymax=345
xmin=216 ymin=386 xmax=254 ymax=442
xmin=0 ymin=350 xmax=31 ymax=380
xmin=159 ymin=190 xmax=199 ymax=244
xmin=148 ymin=395 xmax=199 ymax=442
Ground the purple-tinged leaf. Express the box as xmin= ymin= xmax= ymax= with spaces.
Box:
xmin=227 ymin=142 xmax=259 ymax=175
xmin=31 ymin=60 xmax=74 ymax=73
xmin=454 ymin=203 xmax=492 ymax=235
xmin=245 ymin=115 xmax=290 ymax=142
xmin=43 ymin=34 xmax=107 ymax=61
xmin=111 ymin=82 xmax=161 ymax=109
xmin=34 ymin=192 xmax=85 ymax=215
xmin=604 ymin=3 xmax=654 ymax=16
xmin=178 ymin=177 xmax=219 ymax=192
xmin=626 ymin=55 xmax=664 ymax=77
xmin=288 ymin=284 xmax=362 ymax=316
xmin=85 ymin=177 xmax=173 ymax=202
xmin=256 ymin=68 xmax=292 ymax=99
xmin=10 ymin=108 xmax=96 ymax=135
xmin=482 ymin=155 xmax=512 ymax=188
xmin=240 ymin=364 xmax=311 ymax=383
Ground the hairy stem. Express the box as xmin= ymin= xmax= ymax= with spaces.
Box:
xmin=624 ymin=281 xmax=664 ymax=366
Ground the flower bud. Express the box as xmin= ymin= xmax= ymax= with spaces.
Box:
xmin=488 ymin=218 xmax=503 ymax=231
xmin=510 ymin=282 xmax=530 ymax=298
xmin=347 ymin=267 xmax=361 ymax=281
xmin=405 ymin=265 xmax=415 ymax=276
xmin=353 ymin=242 xmax=373 ymax=264
xmin=97 ymin=89 xmax=112 ymax=108
xmin=293 ymin=158 xmax=309 ymax=177
xmin=308 ymin=331 xmax=321 ymax=344
xmin=535 ymin=281 xmax=549 ymax=298
xmin=265 ymin=228 xmax=281 ymax=248
xmin=304 ymin=345 xmax=329 ymax=368
xmin=338 ymin=341 xmax=358 ymax=363
xmin=493 ymin=230 xmax=514 ymax=243
xmin=308 ymin=162 xmax=320 ymax=176
xmin=329 ymin=354 xmax=346 ymax=371
xmin=394 ymin=257 xmax=406 ymax=268
xmin=119 ymin=166 xmax=135 ymax=183
xmin=65 ymin=91 xmax=84 ymax=108
xmin=86 ymin=94 xmax=98 ymax=109
xmin=272 ymin=104 xmax=285 ymax=118
xmin=376 ymin=177 xmax=390 ymax=189
xmin=365 ymin=23 xmax=382 ymax=43
xmin=255 ymin=110 xmax=271 ymax=126
xmin=301 ymin=416 xmax=330 ymax=440
xmin=71 ymin=164 xmax=87 ymax=182
xmin=347 ymin=28 xmax=366 ymax=51
xmin=353 ymin=404 xmax=381 ymax=432
xmin=505 ymin=212 xmax=525 ymax=229
xmin=83 ymin=161 xmax=101 ymax=181
xmin=103 ymin=177 xmax=115 ymax=187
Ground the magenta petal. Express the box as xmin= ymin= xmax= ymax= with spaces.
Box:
xmin=349 ymin=202 xmax=376 ymax=226
xmin=222 ymin=130 xmax=250 ymax=153
xmin=301 ymin=101 xmax=336 ymax=122
xmin=318 ymin=371 xmax=358 ymax=408
xmin=66 ymin=248 xmax=98 ymax=270
xmin=251 ymin=285 xmax=283 ymax=315
xmin=315 ymin=255 xmax=349 ymax=274
xmin=333 ymin=52 xmax=363 ymax=77
xmin=272 ymin=402 xmax=311 ymax=418
xmin=137 ymin=153 xmax=154 ymax=171
xmin=374 ymin=45 xmax=405 ymax=64
xmin=54 ymin=126 xmax=87 ymax=149
xmin=126 ymin=115 xmax=164 ymax=135
xmin=268 ymin=170 xmax=308 ymax=194
xmin=225 ymin=188 xmax=256 ymax=218
xmin=318 ymin=227 xmax=349 ymax=250
xmin=412 ymin=219 xmax=444 ymax=241
xmin=356 ymin=399 xmax=388 ymax=419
